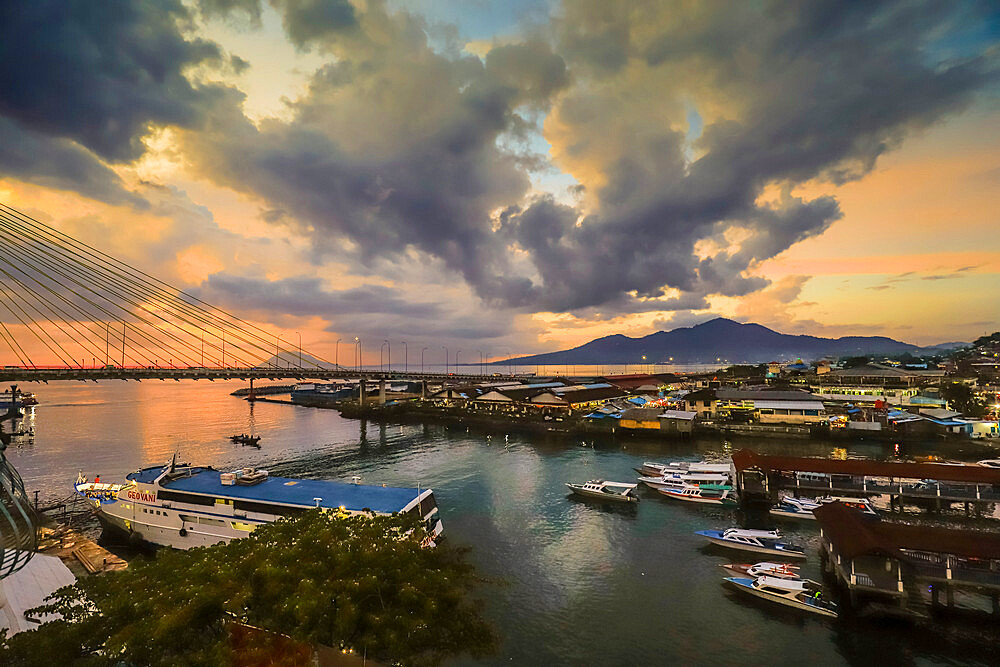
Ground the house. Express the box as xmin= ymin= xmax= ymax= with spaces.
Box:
xmin=658 ymin=410 xmax=696 ymax=433
xmin=619 ymin=408 xmax=663 ymax=430
xmin=681 ymin=388 xmax=718 ymax=417
xmin=528 ymin=384 xmax=628 ymax=413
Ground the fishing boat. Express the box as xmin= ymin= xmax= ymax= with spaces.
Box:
xmin=637 ymin=460 xmax=732 ymax=477
xmin=724 ymin=576 xmax=838 ymax=618
xmin=695 ymin=528 xmax=807 ymax=559
xmin=770 ymin=495 xmax=821 ymax=520
xmin=75 ymin=457 xmax=443 ymax=550
xmin=720 ymin=561 xmax=801 ymax=580
xmin=230 ymin=434 xmax=261 ymax=447
xmin=658 ymin=483 xmax=737 ymax=506
xmin=0 ymin=388 xmax=37 ymax=410
xmin=566 ymin=480 xmax=640 ymax=503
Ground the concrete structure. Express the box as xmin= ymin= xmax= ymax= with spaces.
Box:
xmin=0 ymin=552 xmax=75 ymax=636
xmin=658 ymin=410 xmax=696 ymax=433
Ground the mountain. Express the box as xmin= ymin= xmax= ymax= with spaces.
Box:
xmin=499 ymin=318 xmax=937 ymax=365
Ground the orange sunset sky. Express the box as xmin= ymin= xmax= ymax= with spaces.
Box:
xmin=0 ymin=1 xmax=998 ymax=364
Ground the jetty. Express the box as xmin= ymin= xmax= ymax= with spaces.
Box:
xmin=732 ymin=449 xmax=1000 ymax=514
xmin=815 ymin=502 xmax=1000 ymax=615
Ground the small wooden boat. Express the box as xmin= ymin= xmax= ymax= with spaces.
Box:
xmin=230 ymin=434 xmax=261 ymax=447
xmin=566 ymin=480 xmax=639 ymax=503
xmin=695 ymin=528 xmax=807 ymax=559
xmin=658 ymin=483 xmax=737 ymax=507
xmin=720 ymin=562 xmax=801 ymax=580
xmin=724 ymin=576 xmax=838 ymax=618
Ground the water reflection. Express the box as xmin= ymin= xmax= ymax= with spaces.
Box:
xmin=7 ymin=381 xmax=1000 ymax=665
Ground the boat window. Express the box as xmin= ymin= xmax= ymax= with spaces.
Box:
xmin=233 ymin=499 xmax=305 ymax=516
xmin=159 ymin=490 xmax=215 ymax=506
xmin=179 ymin=514 xmax=199 ymax=523
xmin=198 ymin=517 xmax=227 ymax=527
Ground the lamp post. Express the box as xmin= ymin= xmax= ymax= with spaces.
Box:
xmin=385 ymin=339 xmax=391 ymax=373
xmin=380 ymin=341 xmax=387 ymax=373
xmin=478 ymin=350 xmax=484 ymax=376
xmin=421 ymin=346 xmax=428 ymax=374
xmin=402 ymin=341 xmax=407 ymax=374
xmin=355 ymin=337 xmax=361 ymax=372
xmin=456 ymin=350 xmax=461 ymax=372
xmin=335 ymin=338 xmax=342 ymax=370
xmin=442 ymin=346 xmax=448 ymax=375
xmin=296 ymin=331 xmax=302 ymax=368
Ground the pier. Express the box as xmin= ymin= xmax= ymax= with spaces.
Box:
xmin=815 ymin=502 xmax=1000 ymax=615
xmin=732 ymin=449 xmax=1000 ymax=513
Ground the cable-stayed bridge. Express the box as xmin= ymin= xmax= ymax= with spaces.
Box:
xmin=0 ymin=204 xmax=518 ymax=383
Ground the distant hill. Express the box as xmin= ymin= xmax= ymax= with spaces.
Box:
xmin=499 ymin=318 xmax=943 ymax=365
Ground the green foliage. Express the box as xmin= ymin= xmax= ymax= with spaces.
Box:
xmin=841 ymin=356 xmax=871 ymax=368
xmin=0 ymin=511 xmax=496 ymax=666
xmin=973 ymin=332 xmax=1000 ymax=348
xmin=940 ymin=382 xmax=986 ymax=418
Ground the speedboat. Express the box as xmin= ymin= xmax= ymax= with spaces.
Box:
xmin=770 ymin=496 xmax=821 ymax=520
xmin=695 ymin=528 xmax=807 ymax=559
xmin=75 ymin=457 xmax=442 ymax=550
xmin=636 ymin=471 xmax=731 ymax=491
xmin=658 ymin=483 xmax=737 ymax=507
xmin=724 ymin=576 xmax=838 ymax=618
xmin=638 ymin=460 xmax=732 ymax=477
xmin=566 ymin=480 xmax=640 ymax=503
xmin=815 ymin=496 xmax=878 ymax=516
xmin=721 ymin=561 xmax=801 ymax=580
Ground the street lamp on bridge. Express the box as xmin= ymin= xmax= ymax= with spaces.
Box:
xmin=421 ymin=346 xmax=427 ymax=374
xmin=355 ymin=337 xmax=360 ymax=372
xmin=296 ymin=331 xmax=302 ymax=368
xmin=456 ymin=350 xmax=461 ymax=370
xmin=402 ymin=341 xmax=407 ymax=373
xmin=442 ymin=345 xmax=448 ymax=375
xmin=335 ymin=338 xmax=341 ymax=370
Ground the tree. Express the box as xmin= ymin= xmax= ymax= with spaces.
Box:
xmin=0 ymin=511 xmax=497 ymax=666
xmin=940 ymin=381 xmax=986 ymax=418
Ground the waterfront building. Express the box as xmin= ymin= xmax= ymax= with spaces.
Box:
xmin=528 ymin=384 xmax=628 ymax=413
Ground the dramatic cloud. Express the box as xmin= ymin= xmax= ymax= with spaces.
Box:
xmin=179 ymin=0 xmax=997 ymax=320
xmin=0 ymin=0 xmax=236 ymax=204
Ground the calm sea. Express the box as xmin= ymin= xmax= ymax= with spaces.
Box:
xmin=5 ymin=381 xmax=999 ymax=666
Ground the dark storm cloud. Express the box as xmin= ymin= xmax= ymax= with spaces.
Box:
xmin=198 ymin=274 xmax=444 ymax=319
xmin=0 ymin=0 xmax=238 ymax=205
xmin=0 ymin=119 xmax=146 ymax=208
xmin=179 ymin=0 xmax=996 ymax=319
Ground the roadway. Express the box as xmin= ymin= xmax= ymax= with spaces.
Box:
xmin=0 ymin=367 xmax=537 ymax=383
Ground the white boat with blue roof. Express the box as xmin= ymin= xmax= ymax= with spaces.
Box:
xmin=695 ymin=528 xmax=807 ymax=559
xmin=724 ymin=576 xmax=838 ymax=618
xmin=75 ymin=457 xmax=442 ymax=549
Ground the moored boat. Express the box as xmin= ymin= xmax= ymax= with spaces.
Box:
xmin=75 ymin=458 xmax=442 ymax=550
xmin=724 ymin=576 xmax=838 ymax=618
xmin=566 ymin=480 xmax=640 ymax=503
xmin=638 ymin=460 xmax=732 ymax=477
xmin=695 ymin=528 xmax=807 ymax=559
xmin=658 ymin=483 xmax=737 ymax=506
xmin=770 ymin=495 xmax=821 ymax=520
xmin=636 ymin=471 xmax=731 ymax=491
xmin=977 ymin=459 xmax=1000 ymax=469
xmin=0 ymin=388 xmax=37 ymax=410
xmin=720 ymin=561 xmax=801 ymax=580
xmin=815 ymin=495 xmax=878 ymax=516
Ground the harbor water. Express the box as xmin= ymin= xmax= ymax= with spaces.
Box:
xmin=6 ymin=381 xmax=1000 ymax=666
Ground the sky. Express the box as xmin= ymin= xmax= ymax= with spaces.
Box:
xmin=0 ymin=0 xmax=998 ymax=365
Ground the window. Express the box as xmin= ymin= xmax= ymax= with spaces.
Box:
xmin=198 ymin=517 xmax=227 ymax=527
xmin=231 ymin=521 xmax=257 ymax=532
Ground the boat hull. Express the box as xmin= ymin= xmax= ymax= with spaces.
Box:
xmin=769 ymin=508 xmax=817 ymax=520
xmin=697 ymin=532 xmax=807 ymax=560
xmin=658 ymin=488 xmax=737 ymax=506
xmin=724 ymin=577 xmax=837 ymax=618
xmin=566 ymin=485 xmax=638 ymax=503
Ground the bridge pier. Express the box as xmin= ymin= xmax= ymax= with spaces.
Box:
xmin=421 ymin=379 xmax=427 ymax=399
xmin=378 ymin=379 xmax=386 ymax=405
xmin=359 ymin=378 xmax=367 ymax=406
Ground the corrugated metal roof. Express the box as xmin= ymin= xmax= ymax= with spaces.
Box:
xmin=752 ymin=399 xmax=826 ymax=411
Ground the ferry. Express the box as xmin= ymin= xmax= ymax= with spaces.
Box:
xmin=695 ymin=528 xmax=807 ymax=559
xmin=75 ymin=458 xmax=443 ymax=550
xmin=657 ymin=483 xmax=737 ymax=507
xmin=724 ymin=576 xmax=838 ymax=618
xmin=566 ymin=480 xmax=640 ymax=503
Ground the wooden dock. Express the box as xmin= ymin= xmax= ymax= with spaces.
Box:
xmin=36 ymin=524 xmax=128 ymax=577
